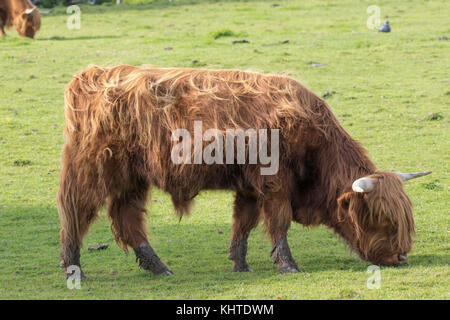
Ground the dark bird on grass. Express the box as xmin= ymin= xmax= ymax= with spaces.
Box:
xmin=378 ymin=21 xmax=391 ymax=33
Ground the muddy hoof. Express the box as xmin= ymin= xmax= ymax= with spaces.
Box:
xmin=150 ymin=266 xmax=174 ymax=276
xmin=278 ymin=263 xmax=299 ymax=273
xmin=232 ymin=265 xmax=253 ymax=272
xmin=158 ymin=269 xmax=174 ymax=276
xmin=134 ymin=241 xmax=174 ymax=276
xmin=65 ymin=270 xmax=87 ymax=280
xmin=142 ymin=264 xmax=173 ymax=276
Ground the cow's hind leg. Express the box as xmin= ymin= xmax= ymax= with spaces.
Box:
xmin=57 ymin=155 xmax=106 ymax=279
xmin=263 ymin=194 xmax=299 ymax=273
xmin=229 ymin=193 xmax=261 ymax=272
xmin=0 ymin=13 xmax=6 ymax=36
xmin=0 ymin=25 xmax=4 ymax=37
xmin=107 ymin=177 xmax=173 ymax=275
xmin=0 ymin=8 xmax=7 ymax=37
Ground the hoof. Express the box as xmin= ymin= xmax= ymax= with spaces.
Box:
xmin=134 ymin=241 xmax=173 ymax=276
xmin=153 ymin=268 xmax=174 ymax=276
xmin=398 ymin=255 xmax=409 ymax=266
xmin=232 ymin=265 xmax=253 ymax=272
xmin=65 ymin=270 xmax=87 ymax=280
xmin=278 ymin=263 xmax=299 ymax=274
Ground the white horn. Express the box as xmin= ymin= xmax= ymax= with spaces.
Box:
xmin=25 ymin=8 xmax=36 ymax=14
xmin=352 ymin=177 xmax=374 ymax=193
xmin=396 ymin=171 xmax=432 ymax=181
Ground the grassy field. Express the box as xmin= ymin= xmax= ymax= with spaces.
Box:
xmin=0 ymin=0 xmax=448 ymax=299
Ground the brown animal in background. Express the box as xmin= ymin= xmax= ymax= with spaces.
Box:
xmin=58 ymin=65 xmax=431 ymax=278
xmin=0 ymin=0 xmax=41 ymax=38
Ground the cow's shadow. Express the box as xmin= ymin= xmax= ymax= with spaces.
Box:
xmin=37 ymin=35 xmax=122 ymax=41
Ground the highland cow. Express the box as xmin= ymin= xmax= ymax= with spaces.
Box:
xmin=0 ymin=0 xmax=41 ymax=38
xmin=58 ymin=65 xmax=431 ymax=278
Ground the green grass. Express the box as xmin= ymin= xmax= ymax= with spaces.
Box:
xmin=0 ymin=0 xmax=449 ymax=299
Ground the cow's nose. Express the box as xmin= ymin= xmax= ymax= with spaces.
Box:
xmin=398 ymin=254 xmax=408 ymax=265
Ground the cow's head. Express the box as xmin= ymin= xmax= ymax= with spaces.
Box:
xmin=14 ymin=7 xmax=41 ymax=38
xmin=337 ymin=171 xmax=431 ymax=266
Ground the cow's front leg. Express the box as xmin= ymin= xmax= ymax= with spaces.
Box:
xmin=229 ymin=234 xmax=252 ymax=272
xmin=271 ymin=235 xmax=299 ymax=273
xmin=229 ymin=193 xmax=261 ymax=272
xmin=263 ymin=193 xmax=299 ymax=273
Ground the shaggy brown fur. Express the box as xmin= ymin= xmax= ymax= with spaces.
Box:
xmin=0 ymin=0 xmax=41 ymax=38
xmin=58 ymin=64 xmax=419 ymax=277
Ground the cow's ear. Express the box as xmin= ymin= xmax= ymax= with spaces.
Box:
xmin=338 ymin=192 xmax=353 ymax=211
xmin=21 ymin=12 xmax=28 ymax=19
